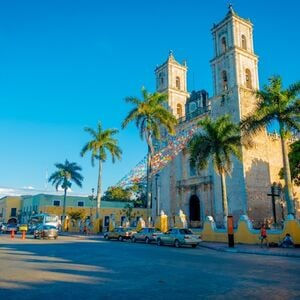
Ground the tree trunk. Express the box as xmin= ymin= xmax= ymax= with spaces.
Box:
xmin=146 ymin=146 xmax=152 ymax=209
xmin=96 ymin=159 xmax=102 ymax=219
xmin=279 ymin=124 xmax=295 ymax=216
xmin=220 ymin=172 xmax=228 ymax=217
xmin=62 ymin=187 xmax=67 ymax=232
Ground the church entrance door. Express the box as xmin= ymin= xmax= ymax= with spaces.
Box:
xmin=189 ymin=195 xmax=200 ymax=228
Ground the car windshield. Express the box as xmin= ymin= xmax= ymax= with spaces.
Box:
xmin=179 ymin=229 xmax=193 ymax=234
xmin=44 ymin=225 xmax=56 ymax=230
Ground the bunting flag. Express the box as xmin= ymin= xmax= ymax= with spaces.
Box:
xmin=116 ymin=121 xmax=200 ymax=188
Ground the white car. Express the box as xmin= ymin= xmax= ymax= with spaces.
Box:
xmin=156 ymin=228 xmax=202 ymax=248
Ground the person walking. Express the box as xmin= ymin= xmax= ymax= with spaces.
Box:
xmin=260 ymin=224 xmax=268 ymax=248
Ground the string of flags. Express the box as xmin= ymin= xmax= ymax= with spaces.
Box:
xmin=116 ymin=121 xmax=199 ymax=188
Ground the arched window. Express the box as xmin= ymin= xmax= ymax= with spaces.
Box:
xmin=177 ymin=103 xmax=183 ymax=118
xmin=245 ymin=69 xmax=252 ymax=89
xmin=222 ymin=70 xmax=228 ymax=91
xmin=221 ymin=37 xmax=227 ymax=53
xmin=159 ymin=72 xmax=164 ymax=86
xmin=241 ymin=35 xmax=247 ymax=50
xmin=175 ymin=76 xmax=180 ymax=89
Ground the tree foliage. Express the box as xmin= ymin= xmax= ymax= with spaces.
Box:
xmin=241 ymin=75 xmax=300 ymax=216
xmin=48 ymin=160 xmax=83 ymax=230
xmin=280 ymin=140 xmax=300 ymax=186
xmin=122 ymin=87 xmax=177 ymax=208
xmin=102 ymin=183 xmax=146 ymax=207
xmin=81 ymin=122 xmax=122 ymax=218
xmin=188 ymin=115 xmax=242 ymax=217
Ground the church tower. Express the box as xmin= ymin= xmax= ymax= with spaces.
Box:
xmin=210 ymin=5 xmax=259 ymax=120
xmin=155 ymin=51 xmax=189 ymax=119
xmin=210 ymin=6 xmax=272 ymax=222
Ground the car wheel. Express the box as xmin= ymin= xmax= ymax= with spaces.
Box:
xmin=34 ymin=235 xmax=37 ymax=239
xmin=174 ymin=240 xmax=180 ymax=248
xmin=145 ymin=237 xmax=150 ymax=244
xmin=132 ymin=237 xmax=136 ymax=243
xmin=157 ymin=238 xmax=162 ymax=246
xmin=118 ymin=236 xmax=123 ymax=241
xmin=192 ymin=244 xmax=197 ymax=248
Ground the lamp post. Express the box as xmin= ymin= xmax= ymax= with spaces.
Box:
xmin=89 ymin=188 xmax=96 ymax=219
xmin=155 ymin=173 xmax=160 ymax=216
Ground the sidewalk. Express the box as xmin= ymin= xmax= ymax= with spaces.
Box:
xmin=199 ymin=242 xmax=300 ymax=258
xmin=57 ymin=233 xmax=300 ymax=258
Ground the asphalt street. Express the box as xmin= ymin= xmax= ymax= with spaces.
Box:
xmin=0 ymin=234 xmax=299 ymax=299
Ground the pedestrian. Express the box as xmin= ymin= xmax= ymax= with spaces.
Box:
xmin=280 ymin=233 xmax=294 ymax=248
xmin=260 ymin=224 xmax=268 ymax=247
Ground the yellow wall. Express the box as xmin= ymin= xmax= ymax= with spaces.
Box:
xmin=153 ymin=214 xmax=300 ymax=245
xmin=200 ymin=218 xmax=300 ymax=245
xmin=41 ymin=205 xmax=149 ymax=233
xmin=0 ymin=196 xmax=22 ymax=223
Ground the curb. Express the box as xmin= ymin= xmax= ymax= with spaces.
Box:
xmin=199 ymin=243 xmax=300 ymax=258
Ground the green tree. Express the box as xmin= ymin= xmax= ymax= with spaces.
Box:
xmin=122 ymin=202 xmax=136 ymax=223
xmin=188 ymin=115 xmax=242 ymax=218
xmin=48 ymin=160 xmax=83 ymax=229
xmin=81 ymin=122 xmax=122 ymax=218
xmin=68 ymin=210 xmax=85 ymax=221
xmin=122 ymin=87 xmax=177 ymax=209
xmin=102 ymin=186 xmax=132 ymax=202
xmin=241 ymin=76 xmax=300 ymax=216
xmin=280 ymin=140 xmax=300 ymax=186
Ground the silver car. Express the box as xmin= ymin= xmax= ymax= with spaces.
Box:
xmin=131 ymin=227 xmax=161 ymax=244
xmin=156 ymin=228 xmax=201 ymax=248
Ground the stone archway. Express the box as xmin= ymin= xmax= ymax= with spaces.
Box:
xmin=189 ymin=195 xmax=200 ymax=227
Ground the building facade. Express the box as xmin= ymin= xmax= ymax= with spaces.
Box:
xmin=0 ymin=194 xmax=147 ymax=230
xmin=152 ymin=7 xmax=299 ymax=227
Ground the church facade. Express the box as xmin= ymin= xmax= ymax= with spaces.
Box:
xmin=151 ymin=7 xmax=300 ymax=227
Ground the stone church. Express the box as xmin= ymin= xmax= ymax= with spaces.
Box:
xmin=151 ymin=6 xmax=299 ymax=227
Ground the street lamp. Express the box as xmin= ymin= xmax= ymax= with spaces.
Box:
xmin=155 ymin=173 xmax=160 ymax=216
xmin=89 ymin=188 xmax=96 ymax=219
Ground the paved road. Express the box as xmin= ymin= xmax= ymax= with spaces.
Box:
xmin=0 ymin=234 xmax=300 ymax=299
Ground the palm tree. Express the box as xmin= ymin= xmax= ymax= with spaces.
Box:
xmin=48 ymin=160 xmax=84 ymax=230
xmin=81 ymin=122 xmax=122 ymax=219
xmin=241 ymin=76 xmax=300 ymax=217
xmin=122 ymin=87 xmax=177 ymax=210
xmin=188 ymin=115 xmax=242 ymax=218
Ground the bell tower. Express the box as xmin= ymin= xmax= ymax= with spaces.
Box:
xmin=210 ymin=4 xmax=259 ymax=121
xmin=155 ymin=51 xmax=189 ymax=119
xmin=210 ymin=6 xmax=271 ymax=221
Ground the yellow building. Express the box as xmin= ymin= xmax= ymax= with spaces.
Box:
xmin=19 ymin=194 xmax=148 ymax=232
xmin=0 ymin=196 xmax=22 ymax=224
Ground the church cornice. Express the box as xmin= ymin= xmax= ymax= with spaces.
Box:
xmin=167 ymin=88 xmax=189 ymax=96
xmin=176 ymin=176 xmax=212 ymax=189
xmin=211 ymin=7 xmax=252 ymax=33
xmin=155 ymin=52 xmax=187 ymax=72
xmin=210 ymin=47 xmax=258 ymax=64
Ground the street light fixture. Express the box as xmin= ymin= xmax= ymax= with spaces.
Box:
xmin=155 ymin=173 xmax=160 ymax=216
xmin=89 ymin=188 xmax=96 ymax=219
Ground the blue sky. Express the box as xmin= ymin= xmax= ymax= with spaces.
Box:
xmin=0 ymin=0 xmax=299 ymax=197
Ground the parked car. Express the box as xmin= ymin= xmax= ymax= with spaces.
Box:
xmin=5 ymin=223 xmax=18 ymax=234
xmin=156 ymin=228 xmax=201 ymax=248
xmin=131 ymin=227 xmax=161 ymax=244
xmin=34 ymin=224 xmax=58 ymax=239
xmin=104 ymin=227 xmax=136 ymax=241
xmin=0 ymin=223 xmax=7 ymax=233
